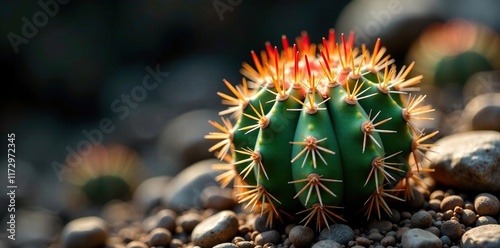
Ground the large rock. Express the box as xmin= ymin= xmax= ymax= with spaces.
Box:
xmin=423 ymin=131 xmax=500 ymax=191
xmin=461 ymin=224 xmax=500 ymax=248
xmin=162 ymin=159 xmax=221 ymax=211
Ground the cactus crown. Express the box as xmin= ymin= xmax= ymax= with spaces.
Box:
xmin=206 ymin=30 xmax=437 ymax=230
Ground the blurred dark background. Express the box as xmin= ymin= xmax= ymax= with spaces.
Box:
xmin=1 ymin=0 xmax=500 ymax=244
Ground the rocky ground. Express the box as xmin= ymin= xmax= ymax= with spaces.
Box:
xmin=46 ymin=130 xmax=500 ymax=248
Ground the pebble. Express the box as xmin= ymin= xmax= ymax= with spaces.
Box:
xmin=461 ymin=209 xmax=477 ymax=226
xmin=475 ymin=216 xmax=498 ymax=226
xmin=201 ymin=186 xmax=235 ymax=210
xmin=213 ymin=243 xmax=238 ymax=248
xmin=191 ymin=210 xmax=239 ymax=248
xmin=355 ymin=237 xmax=370 ymax=247
xmin=474 ymin=193 xmax=500 ymax=216
xmin=156 ymin=209 xmax=177 ymax=232
xmin=288 ymin=225 xmax=314 ymax=247
xmin=149 ymin=228 xmax=172 ymax=246
xmin=440 ymin=235 xmax=452 ymax=246
xmin=461 ymin=224 xmax=500 ymax=248
xmin=60 ymin=217 xmax=109 ymax=248
xmin=440 ymin=195 xmax=465 ymax=211
xmin=318 ymin=224 xmax=354 ymax=245
xmin=461 ymin=93 xmax=500 ymax=132
xmin=126 ymin=241 xmax=148 ymax=248
xmin=425 ymin=226 xmax=440 ymax=237
xmin=440 ymin=220 xmax=462 ymax=241
xmin=380 ymin=236 xmax=396 ymax=246
xmin=235 ymin=241 xmax=255 ymax=248
xmin=401 ymin=228 xmax=442 ymax=248
xmin=311 ymin=240 xmax=341 ymax=248
xmin=254 ymin=230 xmax=281 ymax=246
xmin=177 ymin=212 xmax=204 ymax=232
xmin=411 ymin=210 xmax=433 ymax=228
xmin=424 ymin=131 xmax=500 ymax=191
xmin=396 ymin=227 xmax=410 ymax=241
xmin=162 ymin=159 xmax=221 ymax=212
xmin=367 ymin=232 xmax=384 ymax=242
xmin=367 ymin=220 xmax=393 ymax=233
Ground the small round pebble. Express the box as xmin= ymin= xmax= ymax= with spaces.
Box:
xmin=213 ymin=243 xmax=238 ymax=248
xmin=396 ymin=227 xmax=410 ymax=241
xmin=440 ymin=235 xmax=452 ymax=246
xmin=355 ymin=237 xmax=370 ymax=247
xmin=236 ymin=241 xmax=255 ymax=248
xmin=156 ymin=209 xmax=177 ymax=232
xmin=461 ymin=209 xmax=477 ymax=226
xmin=367 ymin=232 xmax=383 ymax=242
xmin=475 ymin=216 xmax=498 ymax=226
xmin=441 ymin=195 xmax=465 ymax=211
xmin=177 ymin=212 xmax=204 ymax=232
xmin=61 ymin=217 xmax=109 ymax=248
xmin=425 ymin=226 xmax=440 ymax=237
xmin=318 ymin=224 xmax=354 ymax=245
xmin=288 ymin=225 xmax=314 ymax=247
xmin=126 ymin=241 xmax=148 ymax=248
xmin=411 ymin=210 xmax=433 ymax=228
xmin=440 ymin=220 xmax=462 ymax=241
xmin=380 ymin=236 xmax=396 ymax=246
xmin=191 ymin=210 xmax=239 ymax=248
xmin=430 ymin=190 xmax=445 ymax=200
xmin=149 ymin=228 xmax=172 ymax=246
xmin=254 ymin=230 xmax=281 ymax=246
xmin=311 ymin=240 xmax=341 ymax=248
xmin=428 ymin=199 xmax=441 ymax=212
xmin=474 ymin=193 xmax=500 ymax=216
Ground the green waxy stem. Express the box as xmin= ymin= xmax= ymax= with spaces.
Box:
xmin=326 ymin=84 xmax=385 ymax=208
xmin=206 ymin=31 xmax=437 ymax=229
xmin=291 ymin=90 xmax=343 ymax=208
xmin=252 ymin=85 xmax=305 ymax=212
xmin=231 ymin=83 xmax=278 ymax=185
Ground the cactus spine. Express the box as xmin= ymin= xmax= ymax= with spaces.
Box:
xmin=206 ymin=30 xmax=437 ymax=229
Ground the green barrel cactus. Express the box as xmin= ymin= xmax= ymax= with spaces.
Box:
xmin=206 ymin=30 xmax=437 ymax=229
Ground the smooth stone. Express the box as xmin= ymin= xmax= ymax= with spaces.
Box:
xmin=461 ymin=93 xmax=500 ymax=132
xmin=411 ymin=210 xmax=433 ymax=229
xmin=191 ymin=210 xmax=239 ymax=248
xmin=201 ymin=186 xmax=235 ymax=210
xmin=159 ymin=109 xmax=220 ymax=168
xmin=367 ymin=220 xmax=393 ymax=233
xmin=424 ymin=131 xmax=500 ymax=191
xmin=162 ymin=159 xmax=221 ymax=211
xmin=440 ymin=195 xmax=464 ymax=211
xmin=213 ymin=243 xmax=238 ymax=248
xmin=288 ymin=225 xmax=315 ymax=247
xmin=177 ymin=212 xmax=204 ymax=232
xmin=254 ymin=230 xmax=281 ymax=246
xmin=149 ymin=228 xmax=172 ymax=246
xmin=461 ymin=224 xmax=500 ymax=248
xmin=133 ymin=176 xmax=171 ymax=214
xmin=474 ymin=193 xmax=500 ymax=216
xmin=311 ymin=240 xmax=341 ymax=248
xmin=440 ymin=220 xmax=462 ymax=241
xmin=401 ymin=228 xmax=442 ymax=248
xmin=61 ymin=217 xmax=109 ymax=248
xmin=318 ymin=224 xmax=354 ymax=245
xmin=476 ymin=216 xmax=498 ymax=226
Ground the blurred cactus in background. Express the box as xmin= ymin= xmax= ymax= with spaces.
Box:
xmin=64 ymin=145 xmax=143 ymax=206
xmin=206 ymin=30 xmax=437 ymax=229
xmin=407 ymin=19 xmax=500 ymax=88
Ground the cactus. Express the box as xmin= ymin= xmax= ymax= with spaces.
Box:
xmin=206 ymin=30 xmax=437 ymax=230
